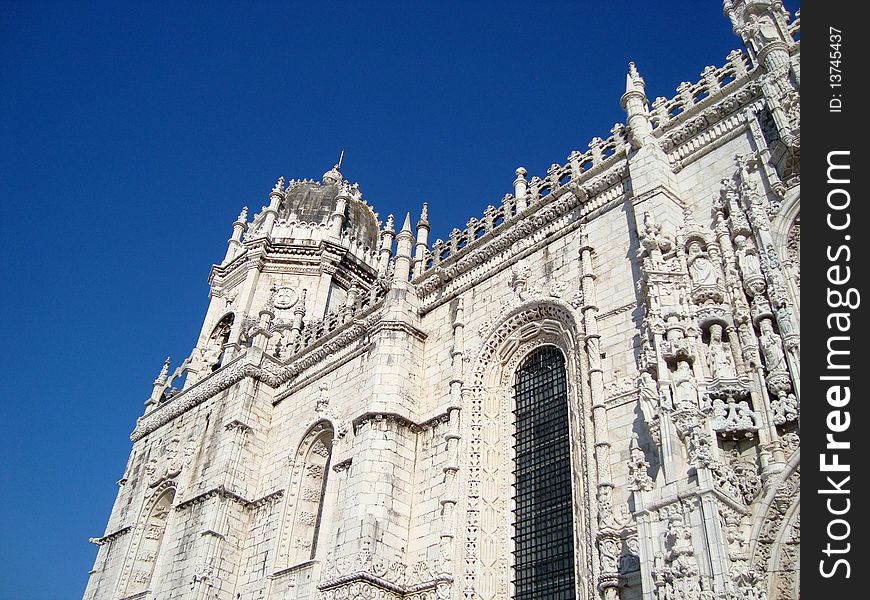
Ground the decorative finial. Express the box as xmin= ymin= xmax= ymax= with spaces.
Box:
xmin=384 ymin=214 xmax=395 ymax=233
xmin=417 ymin=202 xmax=430 ymax=229
xmin=337 ymin=149 xmax=345 ymax=169
xmin=625 ymin=61 xmax=646 ymax=95
xmin=272 ymin=177 xmax=284 ymax=194
xmin=237 ymin=206 xmax=248 ymax=222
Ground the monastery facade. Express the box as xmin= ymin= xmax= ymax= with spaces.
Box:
xmin=84 ymin=2 xmax=801 ymax=599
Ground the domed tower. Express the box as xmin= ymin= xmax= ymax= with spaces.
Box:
xmin=182 ymin=164 xmax=388 ymax=387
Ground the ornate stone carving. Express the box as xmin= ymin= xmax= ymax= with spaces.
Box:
xmin=628 ymin=433 xmax=654 ymax=492
xmin=706 ymin=324 xmax=738 ymax=380
xmin=709 ymin=397 xmax=761 ymax=436
xmin=653 ymin=511 xmax=703 ymax=600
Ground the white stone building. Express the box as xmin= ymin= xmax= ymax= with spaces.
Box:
xmin=84 ymin=2 xmax=800 ymax=599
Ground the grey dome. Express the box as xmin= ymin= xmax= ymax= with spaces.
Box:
xmin=279 ymin=180 xmax=379 ymax=248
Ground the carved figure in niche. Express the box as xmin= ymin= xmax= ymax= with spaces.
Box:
xmin=759 ymin=319 xmax=786 ymax=373
xmin=776 ymin=303 xmax=795 ymax=336
xmin=637 ymin=212 xmax=675 ymax=264
xmin=706 ymin=324 xmax=737 ymax=380
xmin=687 ymin=241 xmax=718 ymax=287
xmin=203 ymin=314 xmax=233 ymax=371
xmin=672 ymin=361 xmax=699 ymax=407
xmin=733 ymin=235 xmax=761 ymax=281
xmin=638 ymin=372 xmax=660 ymax=423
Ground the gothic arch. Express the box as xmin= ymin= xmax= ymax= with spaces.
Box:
xmin=118 ymin=484 xmax=177 ymax=597
xmin=202 ymin=311 xmax=236 ymax=371
xmin=274 ymin=420 xmax=335 ymax=570
xmin=461 ymin=300 xmax=594 ymax=600
xmin=748 ymin=449 xmax=800 ymax=600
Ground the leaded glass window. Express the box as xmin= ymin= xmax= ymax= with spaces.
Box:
xmin=512 ymin=346 xmax=576 ymax=600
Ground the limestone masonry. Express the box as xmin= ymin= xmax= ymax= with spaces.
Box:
xmin=84 ymin=2 xmax=800 ymax=599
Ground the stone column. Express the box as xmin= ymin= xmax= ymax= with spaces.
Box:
xmin=578 ymin=227 xmax=620 ymax=600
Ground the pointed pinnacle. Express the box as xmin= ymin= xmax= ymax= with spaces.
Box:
xmin=400 ymin=212 xmax=413 ymax=233
xmin=154 ymin=356 xmax=170 ymax=385
xmin=237 ymin=206 xmax=248 ymax=222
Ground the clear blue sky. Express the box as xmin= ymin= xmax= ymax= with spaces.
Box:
xmin=0 ymin=1 xmax=762 ymax=597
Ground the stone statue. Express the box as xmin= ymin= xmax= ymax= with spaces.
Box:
xmin=706 ymin=324 xmax=738 ymax=380
xmin=638 ymin=372 xmax=660 ymax=422
xmin=672 ymin=361 xmax=699 ymax=407
xmin=760 ymin=323 xmax=787 ymax=373
xmin=734 ymin=235 xmax=761 ymax=280
xmin=687 ymin=241 xmax=717 ymax=286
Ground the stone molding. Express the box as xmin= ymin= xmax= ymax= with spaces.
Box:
xmin=89 ymin=525 xmax=132 ymax=546
xmin=175 ymin=484 xmax=284 ymax=512
xmin=132 ymin=303 xmax=387 ymax=441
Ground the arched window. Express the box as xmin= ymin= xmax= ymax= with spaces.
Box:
xmin=278 ymin=424 xmax=334 ymax=567
xmin=512 ymin=346 xmax=576 ymax=600
xmin=205 ymin=314 xmax=234 ymax=371
xmin=124 ymin=487 xmax=175 ymax=596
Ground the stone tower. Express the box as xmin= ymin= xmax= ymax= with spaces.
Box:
xmin=84 ymin=4 xmax=800 ymax=599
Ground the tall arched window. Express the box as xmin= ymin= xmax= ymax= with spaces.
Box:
xmin=512 ymin=346 xmax=576 ymax=600
xmin=124 ymin=487 xmax=175 ymax=596
xmin=277 ymin=423 xmax=334 ymax=567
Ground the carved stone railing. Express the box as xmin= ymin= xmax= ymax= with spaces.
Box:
xmin=649 ymin=49 xmax=755 ymax=134
xmin=289 ymin=279 xmax=389 ymax=355
xmin=423 ymin=125 xmax=628 ymax=274
xmin=418 ymin=48 xmax=757 ymax=286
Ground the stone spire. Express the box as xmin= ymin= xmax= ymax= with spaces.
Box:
xmin=413 ymin=203 xmax=430 ymax=278
xmin=513 ymin=167 xmax=528 ymax=210
xmin=393 ymin=213 xmax=415 ymax=285
xmin=260 ymin=177 xmax=285 ymax=238
xmin=620 ymin=62 xmax=653 ymax=149
xmin=223 ymin=206 xmax=248 ymax=263
xmin=378 ymin=214 xmax=395 ymax=276
xmin=147 ymin=357 xmax=171 ymax=407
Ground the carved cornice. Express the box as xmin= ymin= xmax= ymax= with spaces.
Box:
xmin=174 ymin=484 xmax=284 ymax=512
xmin=132 ymin=355 xmax=251 ymax=441
xmin=89 ymin=525 xmax=132 ymax=546
xmin=224 ymin=419 xmax=253 ymax=433
xmin=352 ymin=410 xmax=450 ymax=434
xmin=597 ymin=302 xmax=638 ymax=321
xmin=370 ymin=319 xmax=427 ymax=341
xmin=318 ymin=572 xmax=453 ymax=596
xmin=132 ymin=301 xmax=387 ymax=441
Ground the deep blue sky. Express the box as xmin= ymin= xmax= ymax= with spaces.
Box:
xmin=0 ymin=1 xmax=761 ymax=597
